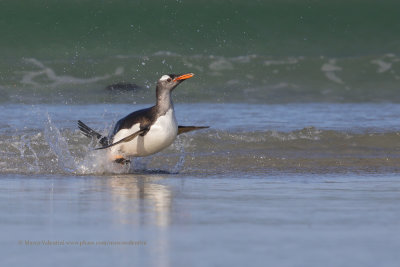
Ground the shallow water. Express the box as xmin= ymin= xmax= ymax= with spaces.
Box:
xmin=1 ymin=103 xmax=400 ymax=266
xmin=1 ymin=103 xmax=400 ymax=175
xmin=1 ymin=173 xmax=400 ymax=267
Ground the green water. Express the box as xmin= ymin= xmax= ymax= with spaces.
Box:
xmin=1 ymin=0 xmax=400 ymax=57
xmin=0 ymin=0 xmax=400 ymax=104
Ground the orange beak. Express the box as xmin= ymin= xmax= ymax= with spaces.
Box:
xmin=173 ymin=73 xmax=194 ymax=82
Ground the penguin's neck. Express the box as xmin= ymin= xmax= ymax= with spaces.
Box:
xmin=156 ymin=87 xmax=173 ymax=115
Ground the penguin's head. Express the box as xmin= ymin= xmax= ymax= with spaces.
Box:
xmin=157 ymin=73 xmax=194 ymax=92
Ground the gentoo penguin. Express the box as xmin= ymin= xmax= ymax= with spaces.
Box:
xmin=78 ymin=73 xmax=208 ymax=164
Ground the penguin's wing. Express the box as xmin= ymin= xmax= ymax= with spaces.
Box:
xmin=178 ymin=126 xmax=209 ymax=135
xmin=94 ymin=128 xmax=148 ymax=150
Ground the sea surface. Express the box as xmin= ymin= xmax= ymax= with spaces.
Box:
xmin=1 ymin=0 xmax=400 ymax=266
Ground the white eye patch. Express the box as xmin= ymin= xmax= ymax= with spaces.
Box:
xmin=159 ymin=75 xmax=171 ymax=81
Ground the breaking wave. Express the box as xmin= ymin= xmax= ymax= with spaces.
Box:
xmin=2 ymin=118 xmax=400 ymax=175
xmin=1 ymin=53 xmax=400 ymax=104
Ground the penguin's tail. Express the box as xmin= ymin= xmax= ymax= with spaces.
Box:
xmin=77 ymin=120 xmax=109 ymax=147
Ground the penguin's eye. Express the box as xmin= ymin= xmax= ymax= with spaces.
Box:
xmin=167 ymin=78 xmax=172 ymax=82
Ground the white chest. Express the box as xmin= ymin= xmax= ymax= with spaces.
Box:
xmin=110 ymin=109 xmax=178 ymax=157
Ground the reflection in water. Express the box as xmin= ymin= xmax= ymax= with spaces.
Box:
xmin=106 ymin=174 xmax=173 ymax=267
xmin=107 ymin=174 xmax=173 ymax=227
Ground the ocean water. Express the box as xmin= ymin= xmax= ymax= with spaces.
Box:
xmin=2 ymin=103 xmax=400 ymax=266
xmin=2 ymin=173 xmax=400 ymax=267
xmin=1 ymin=0 xmax=400 ymax=104
xmin=1 ymin=0 xmax=400 ymax=266
xmin=1 ymin=103 xmax=400 ymax=175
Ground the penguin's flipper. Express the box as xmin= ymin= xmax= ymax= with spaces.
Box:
xmin=94 ymin=128 xmax=148 ymax=150
xmin=178 ymin=126 xmax=209 ymax=135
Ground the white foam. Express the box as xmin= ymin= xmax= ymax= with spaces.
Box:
xmin=209 ymin=58 xmax=234 ymax=71
xmin=271 ymin=82 xmax=298 ymax=89
xmin=153 ymin=51 xmax=180 ymax=57
xmin=182 ymin=58 xmax=204 ymax=72
xmin=371 ymin=59 xmax=392 ymax=73
xmin=231 ymin=54 xmax=257 ymax=63
xmin=115 ymin=54 xmax=143 ymax=59
xmin=114 ymin=67 xmax=124 ymax=75
xmin=20 ymin=58 xmax=120 ymax=87
xmin=264 ymin=57 xmax=300 ymax=66
xmin=321 ymin=59 xmax=343 ymax=84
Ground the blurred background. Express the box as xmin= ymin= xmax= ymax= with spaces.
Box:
xmin=1 ymin=0 xmax=399 ymax=104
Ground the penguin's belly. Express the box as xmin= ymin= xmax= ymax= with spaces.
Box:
xmin=110 ymin=109 xmax=178 ymax=157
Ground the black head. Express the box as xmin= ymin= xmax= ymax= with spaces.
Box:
xmin=156 ymin=73 xmax=194 ymax=93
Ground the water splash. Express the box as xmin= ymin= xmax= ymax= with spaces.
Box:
xmin=20 ymin=134 xmax=40 ymax=173
xmin=43 ymin=113 xmax=181 ymax=175
xmin=43 ymin=113 xmax=122 ymax=175
xmin=170 ymin=136 xmax=186 ymax=174
xmin=9 ymin=133 xmax=41 ymax=173
xmin=130 ymin=157 xmax=150 ymax=172
xmin=77 ymin=150 xmax=130 ymax=175
xmin=44 ymin=114 xmax=77 ymax=173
